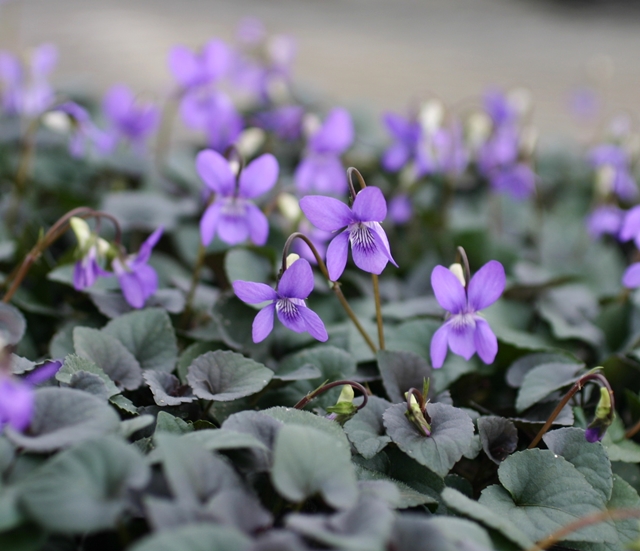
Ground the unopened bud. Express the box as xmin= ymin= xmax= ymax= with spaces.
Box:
xmin=42 ymin=111 xmax=71 ymax=133
xmin=449 ymin=263 xmax=465 ymax=287
xmin=285 ymin=253 xmax=300 ymax=268
xmin=236 ymin=127 xmax=266 ymax=158
xmin=278 ymin=193 xmax=301 ymax=222
xmin=419 ymin=100 xmax=444 ymax=134
xmin=69 ymin=217 xmax=92 ymax=249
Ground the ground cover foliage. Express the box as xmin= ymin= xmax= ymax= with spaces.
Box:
xmin=1 ymin=16 xmax=640 ymax=551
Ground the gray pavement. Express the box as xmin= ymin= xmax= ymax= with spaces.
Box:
xmin=2 ymin=0 xmax=640 ymax=140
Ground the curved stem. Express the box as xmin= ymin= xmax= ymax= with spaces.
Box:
xmin=528 ymin=371 xmax=614 ymax=449
xmin=625 ymin=418 xmax=640 ymax=439
xmin=293 ymin=379 xmax=369 ymax=411
xmin=456 ymin=246 xmax=471 ymax=288
xmin=346 ymin=167 xmax=367 ymax=202
xmin=280 ymin=232 xmax=377 ymax=353
xmin=2 ymin=207 xmax=122 ymax=303
xmin=372 ymin=274 xmax=385 ymax=349
xmin=526 ymin=508 xmax=640 ymax=551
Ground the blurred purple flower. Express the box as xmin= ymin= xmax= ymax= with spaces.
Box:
xmin=168 ymin=39 xmax=229 ymax=90
xmin=74 ymin=245 xmax=109 ymax=291
xmin=233 ymin=257 xmax=328 ymax=343
xmin=586 ymin=205 xmax=624 ymax=240
xmin=569 ymin=87 xmax=600 ymax=121
xmin=477 ymin=125 xmax=519 ymax=174
xmin=416 ymin=124 xmax=468 ymax=177
xmin=180 ymin=89 xmax=243 ymax=152
xmin=388 ymin=194 xmax=413 ymax=225
xmin=300 ymin=186 xmax=397 ymax=281
xmin=55 ymin=101 xmax=109 ymax=158
xmin=254 ymin=104 xmax=304 ymax=141
xmin=623 ymin=262 xmax=640 ymax=289
xmin=237 ymin=17 xmax=267 ymax=45
xmin=589 ymin=144 xmax=638 ymax=201
xmin=620 ymin=205 xmax=640 ymax=248
xmin=381 ymin=112 xmax=421 ymax=172
xmin=0 ymin=44 xmax=57 ymax=117
xmin=0 ymin=360 xmax=62 ymax=432
xmin=101 ymin=85 xmax=160 ymax=154
xmin=483 ymin=89 xmax=516 ymax=127
xmin=489 ymin=163 xmax=536 ymax=201
xmin=295 ymin=108 xmax=354 ymax=195
xmin=112 ymin=227 xmax=163 ymax=309
xmin=585 ymin=426 xmax=605 ymax=443
xmin=430 ymin=260 xmax=505 ymax=368
xmin=197 ymin=149 xmax=279 ymax=246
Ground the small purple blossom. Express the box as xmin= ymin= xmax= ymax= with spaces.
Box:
xmin=488 ymin=163 xmax=536 ymax=201
xmin=430 ymin=260 xmax=505 ymax=368
xmin=589 ymin=144 xmax=638 ymax=201
xmin=168 ymin=39 xmax=229 ymax=91
xmin=586 ymin=205 xmax=624 ymax=240
xmin=585 ymin=426 xmax=605 ymax=443
xmin=253 ymin=105 xmax=304 ymax=141
xmin=416 ymin=123 xmax=468 ymax=177
xmin=381 ymin=112 xmax=421 ymax=172
xmin=388 ymin=194 xmax=413 ymax=225
xmin=74 ymin=245 xmax=109 ymax=291
xmin=300 ymin=186 xmax=397 ymax=281
xmin=623 ymin=262 xmax=640 ymax=289
xmin=0 ymin=360 xmax=62 ymax=432
xmin=295 ymin=108 xmax=354 ymax=195
xmin=55 ymin=101 xmax=109 ymax=158
xmin=569 ymin=87 xmax=600 ymax=121
xmin=112 ymin=227 xmax=163 ymax=309
xmin=483 ymin=89 xmax=517 ymax=127
xmin=101 ymin=85 xmax=160 ymax=154
xmin=197 ymin=150 xmax=279 ymax=246
xmin=233 ymin=258 xmax=328 ymax=343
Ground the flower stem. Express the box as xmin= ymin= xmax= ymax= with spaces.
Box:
xmin=525 ymin=508 xmax=640 ymax=551
xmin=293 ymin=379 xmax=369 ymax=411
xmin=180 ymin=242 xmax=207 ymax=329
xmin=528 ymin=371 xmax=614 ymax=449
xmin=456 ymin=246 xmax=471 ymax=287
xmin=281 ymin=232 xmax=377 ymax=353
xmin=2 ymin=207 xmax=121 ymax=303
xmin=371 ymin=274 xmax=385 ymax=349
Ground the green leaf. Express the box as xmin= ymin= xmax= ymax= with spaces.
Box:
xmin=181 ymin=429 xmax=269 ymax=453
xmin=506 ymin=352 xmax=581 ymax=388
xmin=73 ymin=327 xmax=143 ymax=390
xmin=0 ymin=524 xmax=45 ymax=551
xmin=109 ymin=394 xmax=138 ymax=414
xmin=515 ymin=362 xmax=584 ymax=412
xmin=155 ymin=411 xmax=193 ymax=435
xmin=128 ymin=524 xmax=252 ymax=551
xmin=55 ymin=354 xmax=120 ymax=397
xmin=441 ymin=487 xmax=534 ymax=548
xmin=377 ymin=350 xmax=432 ymax=404
xmin=103 ymin=308 xmax=178 ymax=373
xmin=0 ymin=303 xmax=26 ymax=345
xmin=271 ymin=424 xmax=358 ymax=509
xmin=354 ymin=465 xmax=437 ymax=508
xmin=19 ymin=436 xmax=149 ymax=534
xmin=478 ymin=448 xmax=616 ymax=543
xmin=187 ymin=350 xmax=273 ymax=401
xmin=477 ymin=416 xmax=518 ymax=464
xmin=383 ymin=402 xmax=475 ymax=477
xmin=602 ymin=416 xmax=640 ymax=463
xmin=177 ymin=341 xmax=224 ymax=383
xmin=344 ymin=396 xmax=392 ymax=459
xmin=143 ymin=370 xmax=195 ymax=406
xmin=6 ymin=388 xmax=120 ymax=452
xmin=543 ymin=427 xmax=613 ymax=503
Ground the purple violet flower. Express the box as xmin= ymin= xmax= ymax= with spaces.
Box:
xmin=197 ymin=149 xmax=279 ymax=246
xmin=388 ymin=194 xmax=413 ymax=225
xmin=430 ymin=260 xmax=505 ymax=368
xmin=488 ymin=163 xmax=536 ymax=201
xmin=254 ymin=105 xmax=304 ymax=141
xmin=233 ymin=257 xmax=328 ymax=343
xmin=618 ymin=205 xmax=640 ymax=248
xmin=587 ymin=205 xmax=624 ymax=240
xmin=74 ymin=245 xmax=110 ymax=291
xmin=168 ymin=39 xmax=229 ymax=90
xmin=381 ymin=112 xmax=421 ymax=172
xmin=295 ymin=108 xmax=354 ymax=195
xmin=299 ymin=186 xmax=397 ymax=281
xmin=483 ymin=89 xmax=517 ymax=127
xmin=623 ymin=262 xmax=640 ymax=289
xmin=55 ymin=101 xmax=109 ymax=158
xmin=112 ymin=227 xmax=163 ymax=309
xmin=0 ymin=360 xmax=62 ymax=432
xmin=589 ymin=144 xmax=638 ymax=201
xmin=101 ymin=85 xmax=160 ymax=154
xmin=585 ymin=426 xmax=605 ymax=443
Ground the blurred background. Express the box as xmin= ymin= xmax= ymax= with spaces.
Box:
xmin=2 ymin=0 xmax=640 ymax=144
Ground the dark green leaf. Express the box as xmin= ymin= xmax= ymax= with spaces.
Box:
xmin=354 ymin=465 xmax=437 ymax=508
xmin=103 ymin=308 xmax=178 ymax=373
xmin=181 ymin=429 xmax=269 ymax=453
xmin=224 ymin=248 xmax=272 ymax=284
xmin=6 ymin=388 xmax=120 ymax=452
xmin=506 ymin=352 xmax=581 ymax=388
xmin=73 ymin=327 xmax=142 ymax=390
xmin=383 ymin=402 xmax=475 ymax=477
xmin=515 ymin=362 xmax=584 ymax=412
xmin=344 ymin=396 xmax=392 ymax=459
xmin=0 ymin=303 xmax=26 ymax=345
xmin=128 ymin=524 xmax=252 ymax=551
xmin=272 ymin=424 xmax=358 ymax=509
xmin=55 ymin=354 xmax=119 ymax=397
xmin=377 ymin=350 xmax=432 ymax=404
xmin=143 ymin=370 xmax=194 ymax=406
xmin=155 ymin=411 xmax=193 ymax=435
xmin=477 ymin=416 xmax=518 ymax=464
xmin=187 ymin=350 xmax=273 ymax=401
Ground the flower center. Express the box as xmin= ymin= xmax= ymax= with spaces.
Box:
xmin=276 ymin=297 xmax=305 ymax=322
xmin=221 ymin=197 xmax=247 ymax=216
xmin=450 ymin=312 xmax=476 ymax=332
xmin=349 ymin=222 xmax=376 ymax=254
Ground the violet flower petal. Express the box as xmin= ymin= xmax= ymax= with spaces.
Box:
xmin=276 ymin=300 xmax=307 ymax=333
xmin=370 ymin=223 xmax=398 ymax=267
xmin=448 ymin=321 xmax=477 ymax=360
xmin=326 ymin=231 xmax=350 ymax=281
xmin=299 ymin=307 xmax=328 ymax=342
xmin=31 ymin=44 xmax=58 ymax=76
xmin=310 ymin=108 xmax=354 ymax=154
xmin=217 ymin=211 xmax=250 ymax=245
xmin=474 ymin=317 xmax=498 ymax=364
xmin=238 ymin=153 xmax=279 ymax=199
xmin=352 ymin=187 xmax=387 ymax=222
xmin=382 ymin=143 xmax=411 ymax=172
xmin=623 ymin=263 xmax=640 ymax=289
xmin=196 ymin=149 xmax=236 ymax=196
xmin=350 ymin=226 xmax=393 ymax=275
xmin=620 ymin=205 xmax=640 ymax=243
xmin=24 ymin=360 xmax=62 ymax=385
xmin=135 ymin=227 xmax=164 ymax=266
xmin=0 ymin=377 xmax=33 ymax=431
xmin=202 ymin=39 xmax=230 ymax=80
xmin=467 ymin=260 xmax=505 ymax=312
xmin=200 ymin=202 xmax=222 ymax=246
xmin=103 ymin=85 xmax=133 ymax=122
xmin=431 ymin=265 xmax=467 ymax=314
xmin=233 ymin=280 xmax=277 ymax=303
xmin=299 ymin=195 xmax=353 ymax=231
xmin=168 ymin=46 xmax=200 ymax=88
xmin=253 ymin=304 xmax=275 ymax=343
xmin=133 ymin=264 xmax=158 ymax=301
xmin=586 ymin=206 xmax=624 ymax=240
xmin=294 ymin=154 xmax=347 ymax=195
xmin=430 ymin=324 xmax=450 ymax=369
xmin=119 ymin=272 xmax=146 ymax=309
xmin=278 ymin=258 xmax=314 ymax=299
xmin=245 ymin=202 xmax=269 ymax=246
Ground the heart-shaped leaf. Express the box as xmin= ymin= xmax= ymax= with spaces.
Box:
xmin=344 ymin=396 xmax=392 ymax=459
xmin=516 ymin=362 xmax=584 ymax=412
xmin=477 ymin=416 xmax=518 ymax=464
xmin=377 ymin=350 xmax=432 ymax=404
